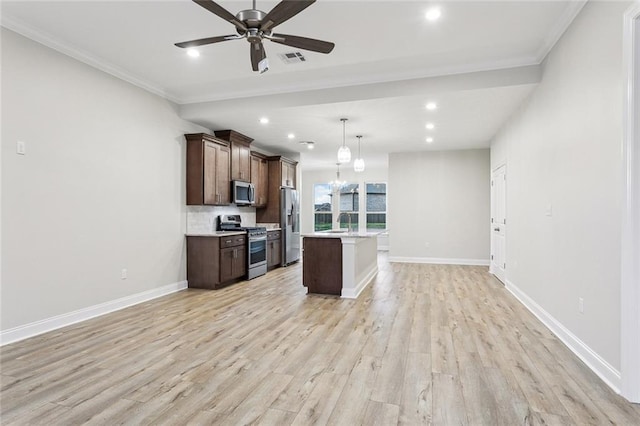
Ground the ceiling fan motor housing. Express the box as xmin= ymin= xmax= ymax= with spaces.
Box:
xmin=236 ymin=9 xmax=266 ymax=31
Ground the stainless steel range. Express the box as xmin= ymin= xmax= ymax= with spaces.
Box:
xmin=218 ymin=215 xmax=267 ymax=280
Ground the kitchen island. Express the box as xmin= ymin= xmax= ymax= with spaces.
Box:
xmin=301 ymin=231 xmax=381 ymax=298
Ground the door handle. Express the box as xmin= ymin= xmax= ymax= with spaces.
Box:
xmin=494 ymin=228 xmax=500 ymax=232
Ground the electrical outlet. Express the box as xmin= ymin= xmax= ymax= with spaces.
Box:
xmin=425 ymin=242 xmax=430 ymax=248
xmin=121 ymin=268 xmax=128 ymax=280
xmin=579 ymin=297 xmax=584 ymax=313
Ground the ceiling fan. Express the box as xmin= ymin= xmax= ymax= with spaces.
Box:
xmin=175 ymin=0 xmax=335 ymax=73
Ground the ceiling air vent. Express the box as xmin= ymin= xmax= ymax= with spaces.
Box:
xmin=278 ymin=52 xmax=306 ymax=64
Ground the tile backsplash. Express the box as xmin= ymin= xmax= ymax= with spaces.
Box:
xmin=186 ymin=205 xmax=256 ymax=234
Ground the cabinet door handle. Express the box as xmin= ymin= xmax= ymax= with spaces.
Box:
xmin=226 ymin=240 xmax=232 ymax=243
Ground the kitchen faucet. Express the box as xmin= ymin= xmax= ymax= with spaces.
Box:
xmin=337 ymin=212 xmax=352 ymax=232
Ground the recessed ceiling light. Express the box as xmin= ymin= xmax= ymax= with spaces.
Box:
xmin=259 ymin=117 xmax=269 ymax=124
xmin=426 ymin=137 xmax=434 ymax=143
xmin=426 ymin=123 xmax=435 ymax=130
xmin=425 ymin=7 xmax=442 ymax=22
xmin=426 ymin=102 xmax=438 ymax=111
xmin=186 ymin=49 xmax=200 ymax=58
xmin=288 ymin=133 xmax=295 ymax=139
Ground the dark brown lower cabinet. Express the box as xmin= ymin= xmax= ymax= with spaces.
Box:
xmin=187 ymin=235 xmax=246 ymax=289
xmin=302 ymin=237 xmax=342 ymax=296
xmin=267 ymin=230 xmax=282 ymax=270
xmin=220 ymin=245 xmax=246 ymax=283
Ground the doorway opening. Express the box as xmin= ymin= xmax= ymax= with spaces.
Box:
xmin=490 ymin=165 xmax=506 ymax=284
xmin=621 ymin=3 xmax=640 ymax=404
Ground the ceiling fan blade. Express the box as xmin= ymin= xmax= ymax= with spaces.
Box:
xmin=175 ymin=34 xmax=241 ymax=48
xmin=270 ymin=33 xmax=335 ymax=54
xmin=260 ymin=0 xmax=315 ymax=32
xmin=193 ymin=0 xmax=247 ymax=31
xmin=250 ymin=42 xmax=266 ymax=72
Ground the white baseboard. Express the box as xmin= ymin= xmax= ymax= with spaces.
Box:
xmin=341 ymin=265 xmax=378 ymax=299
xmin=505 ymin=279 xmax=621 ymax=392
xmin=0 ymin=281 xmax=188 ymax=346
xmin=388 ymin=256 xmax=490 ymax=266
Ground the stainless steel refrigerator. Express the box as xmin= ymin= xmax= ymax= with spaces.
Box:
xmin=280 ymin=187 xmax=300 ymax=266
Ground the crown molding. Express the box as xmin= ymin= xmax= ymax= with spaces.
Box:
xmin=1 ymin=15 xmax=183 ymax=104
xmin=535 ymin=0 xmax=588 ymax=62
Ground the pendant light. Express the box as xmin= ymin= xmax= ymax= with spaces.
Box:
xmin=329 ymin=162 xmax=346 ymax=191
xmin=337 ymin=118 xmax=351 ymax=163
xmin=353 ymin=135 xmax=365 ymax=172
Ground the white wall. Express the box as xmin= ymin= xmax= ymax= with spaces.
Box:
xmin=490 ymin=1 xmax=628 ymax=376
xmin=1 ymin=29 xmax=208 ymax=333
xmin=388 ymin=149 xmax=490 ymax=264
xmin=301 ymin=166 xmax=388 ymax=235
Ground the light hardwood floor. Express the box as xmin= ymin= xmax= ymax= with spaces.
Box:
xmin=2 ymin=254 xmax=640 ymax=425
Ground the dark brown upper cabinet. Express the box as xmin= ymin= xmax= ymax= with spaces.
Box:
xmin=214 ymin=130 xmax=253 ymax=182
xmin=185 ymin=133 xmax=231 ymax=205
xmin=256 ymin=155 xmax=298 ymax=223
xmin=250 ymin=152 xmax=269 ymax=208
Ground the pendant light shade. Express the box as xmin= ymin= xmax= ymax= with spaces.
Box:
xmin=337 ymin=118 xmax=351 ymax=163
xmin=354 ymin=135 xmax=365 ymax=172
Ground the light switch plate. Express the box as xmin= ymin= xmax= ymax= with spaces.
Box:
xmin=16 ymin=141 xmax=26 ymax=155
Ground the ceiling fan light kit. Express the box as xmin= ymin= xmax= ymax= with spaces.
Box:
xmin=337 ymin=118 xmax=351 ymax=163
xmin=175 ymin=0 xmax=335 ymax=72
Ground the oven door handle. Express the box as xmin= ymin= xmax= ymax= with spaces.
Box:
xmin=250 ymin=235 xmax=267 ymax=242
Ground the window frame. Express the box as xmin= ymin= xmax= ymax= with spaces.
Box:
xmin=365 ymin=182 xmax=387 ymax=231
xmin=313 ymin=183 xmax=333 ymax=232
xmin=338 ymin=183 xmax=359 ymax=231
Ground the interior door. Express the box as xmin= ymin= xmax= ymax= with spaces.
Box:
xmin=491 ymin=165 xmax=506 ymax=283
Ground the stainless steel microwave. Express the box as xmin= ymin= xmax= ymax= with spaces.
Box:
xmin=233 ymin=180 xmax=255 ymax=205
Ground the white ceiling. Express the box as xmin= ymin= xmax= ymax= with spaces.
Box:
xmin=1 ymin=0 xmax=586 ymax=170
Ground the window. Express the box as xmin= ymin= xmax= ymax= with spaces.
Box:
xmin=339 ymin=183 xmax=359 ymax=231
xmin=314 ymin=184 xmax=332 ymax=231
xmin=366 ymin=182 xmax=387 ymax=231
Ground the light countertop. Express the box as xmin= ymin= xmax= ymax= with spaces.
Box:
xmin=186 ymin=231 xmax=246 ymax=237
xmin=302 ymin=230 xmax=386 ymax=239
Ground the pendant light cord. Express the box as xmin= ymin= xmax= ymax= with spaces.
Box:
xmin=342 ymin=119 xmax=346 ymax=148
